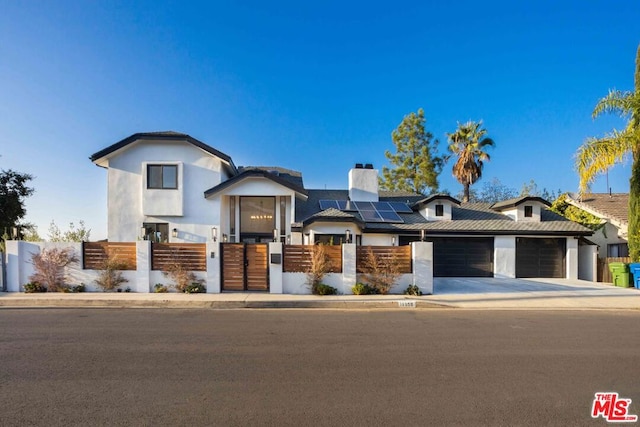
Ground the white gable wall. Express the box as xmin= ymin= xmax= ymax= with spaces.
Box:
xmin=106 ymin=140 xmax=228 ymax=242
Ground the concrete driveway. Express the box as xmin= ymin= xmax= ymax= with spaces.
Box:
xmin=426 ymin=277 xmax=640 ymax=309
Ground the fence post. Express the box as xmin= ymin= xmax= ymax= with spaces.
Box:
xmin=136 ymin=240 xmax=151 ymax=293
xmin=269 ymin=242 xmax=283 ymax=294
xmin=206 ymin=241 xmax=220 ymax=293
xmin=412 ymin=241 xmax=433 ymax=295
xmin=342 ymin=243 xmax=356 ymax=294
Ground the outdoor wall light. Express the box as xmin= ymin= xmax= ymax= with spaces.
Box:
xmin=420 ymin=229 xmax=426 ymax=242
xmin=392 ymin=236 xmax=396 ymax=246
xmin=11 ymin=226 xmax=19 ymax=240
xmin=222 ymin=233 xmax=228 ymax=243
xmin=172 ymin=228 xmax=178 ymax=238
xmin=140 ymin=226 xmax=146 ymax=239
xmin=211 ymin=227 xmax=218 ymax=242
xmin=273 ymin=228 xmax=279 ymax=242
xmin=345 ymin=229 xmax=352 ymax=244
xmin=286 ymin=235 xmax=291 ymax=244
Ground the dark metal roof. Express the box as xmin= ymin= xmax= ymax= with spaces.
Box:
xmin=301 ymin=208 xmax=364 ymax=227
xmin=237 ymin=166 xmax=304 ymax=188
xmin=413 ymin=194 xmax=462 ymax=208
xmin=204 ymin=169 xmax=308 ymax=199
xmin=90 ymin=131 xmax=237 ymax=174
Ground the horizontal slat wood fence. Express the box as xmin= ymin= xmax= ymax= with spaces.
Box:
xmin=151 ymin=243 xmax=207 ymax=271
xmin=82 ymin=242 xmax=137 ymax=270
xmin=356 ymin=246 xmax=412 ymax=274
xmin=283 ymin=245 xmax=342 ymax=273
xmin=598 ymin=257 xmax=632 ymax=283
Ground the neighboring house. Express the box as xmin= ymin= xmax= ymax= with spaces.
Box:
xmin=90 ymin=131 xmax=593 ymax=289
xmin=564 ymin=193 xmax=629 ymax=259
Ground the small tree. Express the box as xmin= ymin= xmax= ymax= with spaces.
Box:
xmin=163 ymin=259 xmax=204 ymax=293
xmin=48 ymin=220 xmax=91 ymax=242
xmin=94 ymin=255 xmax=129 ymax=292
xmin=29 ymin=247 xmax=78 ymax=292
xmin=359 ymin=247 xmax=401 ymax=295
xmin=381 ymin=108 xmax=443 ymax=195
xmin=306 ymin=244 xmax=333 ymax=294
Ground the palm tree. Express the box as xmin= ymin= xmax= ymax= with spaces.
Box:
xmin=576 ymin=44 xmax=640 ymax=261
xmin=447 ymin=120 xmax=495 ymax=202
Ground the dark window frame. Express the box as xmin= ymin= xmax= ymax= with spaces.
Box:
xmin=524 ymin=205 xmax=533 ymax=218
xmin=607 ymin=243 xmax=629 ymax=258
xmin=143 ymin=223 xmax=169 ymax=243
xmin=147 ymin=164 xmax=178 ymax=190
xmin=435 ymin=204 xmax=444 ymax=217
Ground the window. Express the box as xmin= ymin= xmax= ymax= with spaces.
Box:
xmin=524 ymin=206 xmax=533 ymax=218
xmin=608 ymin=243 xmax=629 ymax=257
xmin=229 ymin=196 xmax=236 ymax=236
xmin=143 ymin=223 xmax=169 ymax=242
xmin=240 ymin=196 xmax=275 ymax=241
xmin=314 ymin=234 xmax=347 ymax=245
xmin=435 ymin=204 xmax=444 ymax=217
xmin=147 ymin=164 xmax=177 ymax=189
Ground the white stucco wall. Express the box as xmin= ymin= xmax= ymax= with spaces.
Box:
xmin=105 ymin=139 xmax=227 ymax=242
xmin=494 ymin=236 xmax=516 ymax=278
xmin=307 ymin=223 xmax=363 ymax=244
xmin=420 ymin=202 xmax=453 ymax=221
xmin=501 ymin=204 xmax=542 ymax=222
xmin=566 ymin=237 xmax=579 ymax=280
xmin=578 ymin=244 xmax=598 ymax=281
xmin=361 ymin=234 xmax=395 ymax=246
xmin=348 ymin=167 xmax=379 ymax=202
xmin=587 ymin=222 xmax=628 ymax=259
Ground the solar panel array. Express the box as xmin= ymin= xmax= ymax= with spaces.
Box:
xmin=317 ymin=200 xmax=412 ymax=223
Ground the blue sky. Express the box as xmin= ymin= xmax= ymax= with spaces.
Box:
xmin=1 ymin=1 xmax=638 ymax=240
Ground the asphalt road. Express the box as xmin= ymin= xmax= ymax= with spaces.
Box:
xmin=1 ymin=309 xmax=639 ymax=426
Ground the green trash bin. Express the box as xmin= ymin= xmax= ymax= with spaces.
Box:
xmin=608 ymin=262 xmax=631 ymax=287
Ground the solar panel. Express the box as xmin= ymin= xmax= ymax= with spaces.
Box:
xmin=319 ymin=200 xmax=339 ymax=210
xmin=353 ymin=201 xmax=374 ymax=210
xmin=388 ymin=202 xmax=413 ymax=213
xmin=337 ymin=200 xmax=357 ymax=211
xmin=360 ymin=210 xmax=383 ymax=222
xmin=373 ymin=202 xmax=393 ymax=211
xmin=379 ymin=210 xmax=403 ymax=222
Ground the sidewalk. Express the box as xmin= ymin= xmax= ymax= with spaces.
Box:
xmin=1 ymin=278 xmax=640 ymax=310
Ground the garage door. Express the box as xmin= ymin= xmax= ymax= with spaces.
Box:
xmin=516 ymin=238 xmax=566 ymax=278
xmin=428 ymin=237 xmax=494 ymax=277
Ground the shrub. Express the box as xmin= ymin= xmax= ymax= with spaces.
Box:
xmin=95 ymin=255 xmax=129 ymax=292
xmin=404 ymin=284 xmax=423 ymax=296
xmin=24 ymin=282 xmax=47 ymax=293
xmin=183 ymin=282 xmax=207 ymax=294
xmin=306 ymin=244 xmax=333 ymax=292
xmin=163 ymin=260 xmax=205 ymax=293
xmin=313 ymin=283 xmax=337 ymax=295
xmin=70 ymin=284 xmax=86 ymax=293
xmin=154 ymin=283 xmax=169 ymax=293
xmin=29 ymin=247 xmax=79 ymax=292
xmin=352 ymin=282 xmax=378 ymax=295
xmin=359 ymin=247 xmax=401 ymax=295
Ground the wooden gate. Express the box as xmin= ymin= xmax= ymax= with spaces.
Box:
xmin=221 ymin=243 xmax=269 ymax=291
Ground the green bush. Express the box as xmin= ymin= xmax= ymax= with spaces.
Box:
xmin=154 ymin=283 xmax=169 ymax=293
xmin=70 ymin=284 xmax=86 ymax=293
xmin=313 ymin=283 xmax=337 ymax=295
xmin=24 ymin=282 xmax=47 ymax=293
xmin=403 ymin=284 xmax=423 ymax=296
xmin=184 ymin=282 xmax=206 ymax=294
xmin=352 ymin=282 xmax=378 ymax=295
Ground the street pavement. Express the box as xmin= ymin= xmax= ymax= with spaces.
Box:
xmin=1 ymin=277 xmax=639 ymax=310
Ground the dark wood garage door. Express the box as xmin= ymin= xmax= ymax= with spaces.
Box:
xmin=516 ymin=238 xmax=566 ymax=278
xmin=428 ymin=237 xmax=494 ymax=277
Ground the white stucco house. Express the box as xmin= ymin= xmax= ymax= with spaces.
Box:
xmin=85 ymin=131 xmax=594 ymax=291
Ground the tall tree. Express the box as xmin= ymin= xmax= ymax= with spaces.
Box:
xmin=381 ymin=108 xmax=443 ymax=195
xmin=0 ymin=169 xmax=34 ymax=239
xmin=447 ymin=120 xmax=495 ymax=202
xmin=575 ymin=44 xmax=640 ymax=261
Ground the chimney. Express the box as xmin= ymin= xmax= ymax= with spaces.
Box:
xmin=348 ymin=163 xmax=379 ymax=202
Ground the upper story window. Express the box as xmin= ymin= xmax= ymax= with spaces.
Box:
xmin=147 ymin=164 xmax=178 ymax=189
xmin=524 ymin=205 xmax=533 ymax=218
xmin=435 ymin=204 xmax=444 ymax=217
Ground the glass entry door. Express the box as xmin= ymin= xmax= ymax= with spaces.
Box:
xmin=239 ymin=196 xmax=276 ymax=243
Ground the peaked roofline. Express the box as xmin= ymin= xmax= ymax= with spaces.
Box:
xmin=412 ymin=194 xmax=461 ymax=209
xmin=204 ymin=169 xmax=308 ymax=199
xmin=90 ymin=132 xmax=238 ymax=174
xmin=491 ymin=196 xmax=551 ymax=210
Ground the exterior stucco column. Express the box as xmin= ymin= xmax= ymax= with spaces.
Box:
xmin=494 ymin=236 xmax=516 ymax=278
xmin=342 ymin=243 xmax=356 ymax=294
xmin=412 ymin=242 xmax=433 ymax=295
xmin=566 ymin=237 xmax=579 ymax=280
xmin=136 ymin=240 xmax=151 ymax=293
xmin=206 ymin=241 xmax=221 ymax=293
xmin=269 ymin=242 xmax=283 ymax=294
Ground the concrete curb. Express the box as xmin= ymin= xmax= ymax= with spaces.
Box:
xmin=0 ymin=296 xmax=453 ymax=310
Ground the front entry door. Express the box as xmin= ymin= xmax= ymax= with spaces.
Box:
xmin=221 ymin=243 xmax=269 ymax=291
